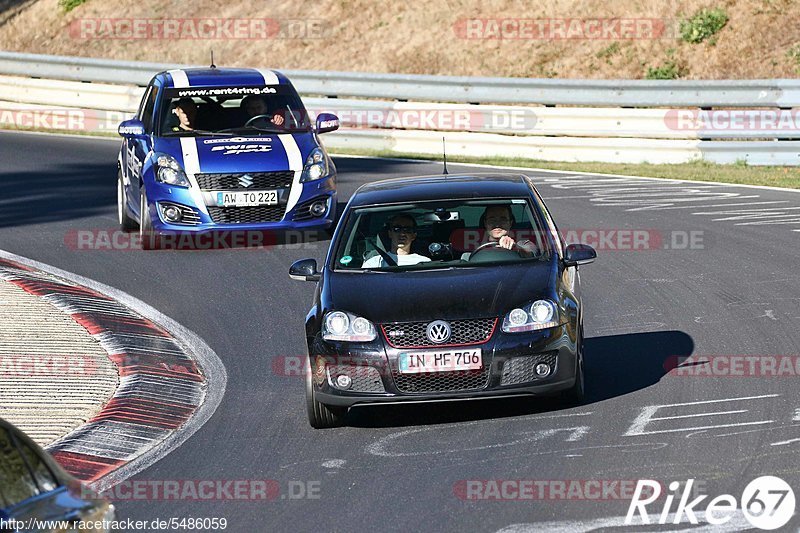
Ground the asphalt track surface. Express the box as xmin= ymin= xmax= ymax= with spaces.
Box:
xmin=2 ymin=130 xmax=800 ymax=532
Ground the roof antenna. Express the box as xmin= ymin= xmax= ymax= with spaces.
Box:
xmin=210 ymin=50 xmax=217 ymax=69
xmin=442 ymin=136 xmax=449 ymax=175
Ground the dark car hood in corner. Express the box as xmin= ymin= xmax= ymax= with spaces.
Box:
xmin=326 ymin=261 xmax=558 ymax=323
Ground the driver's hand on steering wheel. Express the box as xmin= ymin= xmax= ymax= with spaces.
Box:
xmin=271 ymin=114 xmax=285 ymax=126
xmin=498 ymin=235 xmax=516 ymax=249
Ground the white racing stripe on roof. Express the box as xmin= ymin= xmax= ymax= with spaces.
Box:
xmin=179 ymin=137 xmax=208 ymax=215
xmin=168 ymin=69 xmax=190 ymax=88
xmin=279 ymin=134 xmax=304 ymax=212
xmin=257 ymin=69 xmax=280 ymax=85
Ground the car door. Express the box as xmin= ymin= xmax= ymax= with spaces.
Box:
xmin=126 ymin=81 xmax=159 ymax=219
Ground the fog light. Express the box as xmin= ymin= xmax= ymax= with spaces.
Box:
xmin=310 ymin=201 xmax=327 ymax=217
xmin=335 ymin=374 xmax=352 ymax=389
xmin=163 ymin=205 xmax=182 ymax=222
xmin=535 ymin=363 xmax=551 ymax=377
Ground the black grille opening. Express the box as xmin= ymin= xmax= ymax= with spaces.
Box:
xmin=382 ymin=318 xmax=496 ymax=348
xmin=500 ymin=352 xmax=559 ymax=386
xmin=391 ymin=366 xmax=491 ymax=394
xmin=207 ymin=205 xmax=285 ymax=224
xmin=195 ymin=171 xmax=295 ymax=191
xmin=327 ymin=365 xmax=385 ymax=393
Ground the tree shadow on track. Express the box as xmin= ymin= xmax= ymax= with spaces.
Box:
xmin=0 ymin=144 xmax=434 ymax=231
xmin=0 ymin=162 xmax=114 ymax=228
xmin=345 ymin=330 xmax=694 ymax=428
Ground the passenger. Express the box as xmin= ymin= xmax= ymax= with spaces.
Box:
xmin=171 ymin=98 xmax=197 ymax=132
xmin=241 ymin=95 xmax=285 ymax=126
xmin=362 ymin=214 xmax=431 ymax=268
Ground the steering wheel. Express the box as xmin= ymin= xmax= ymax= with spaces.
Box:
xmin=245 ymin=114 xmax=272 ymax=128
xmin=468 ymin=241 xmax=520 ymax=261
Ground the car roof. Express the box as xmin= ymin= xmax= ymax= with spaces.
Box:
xmin=348 ymin=173 xmax=535 ymax=207
xmin=159 ymin=68 xmax=290 ymax=88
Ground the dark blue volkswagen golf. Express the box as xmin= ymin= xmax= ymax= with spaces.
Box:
xmin=117 ymin=67 xmax=340 ymax=249
xmin=0 ymin=418 xmax=114 ymax=532
xmin=290 ymin=174 xmax=597 ymax=428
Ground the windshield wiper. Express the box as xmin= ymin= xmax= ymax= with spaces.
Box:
xmin=164 ymin=129 xmax=233 ymax=137
xmin=218 ymin=125 xmax=285 ymax=134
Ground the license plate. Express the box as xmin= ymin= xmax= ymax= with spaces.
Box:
xmin=216 ymin=190 xmax=278 ymax=207
xmin=398 ymin=349 xmax=482 ymax=374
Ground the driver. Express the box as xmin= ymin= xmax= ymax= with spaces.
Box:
xmin=171 ymin=98 xmax=197 ymax=131
xmin=483 ymin=205 xmax=518 ymax=250
xmin=362 ymin=214 xmax=431 ymax=268
xmin=241 ymin=95 xmax=285 ymax=127
xmin=462 ymin=205 xmax=537 ymax=259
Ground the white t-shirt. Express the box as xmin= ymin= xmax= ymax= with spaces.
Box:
xmin=362 ymin=253 xmax=431 ymax=268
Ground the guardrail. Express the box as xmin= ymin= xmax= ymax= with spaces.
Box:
xmin=2 ymin=51 xmax=798 ymax=107
xmin=1 ymin=51 xmax=799 ymax=165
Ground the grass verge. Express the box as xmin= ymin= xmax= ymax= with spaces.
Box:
xmin=329 ymin=147 xmax=800 ymax=190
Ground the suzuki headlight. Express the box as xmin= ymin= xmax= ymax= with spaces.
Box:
xmin=323 ymin=311 xmax=376 ymax=342
xmin=154 ymin=153 xmax=190 ymax=187
xmin=502 ymin=300 xmax=559 ymax=333
xmin=301 ymin=147 xmax=330 ymax=182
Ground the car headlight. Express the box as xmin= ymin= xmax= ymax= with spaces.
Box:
xmin=154 ymin=153 xmax=190 ymax=187
xmin=502 ymin=300 xmax=559 ymax=333
xmin=323 ymin=311 xmax=377 ymax=341
xmin=301 ymin=147 xmax=331 ymax=182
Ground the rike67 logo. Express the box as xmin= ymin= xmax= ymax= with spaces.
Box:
xmin=626 ymin=476 xmax=795 ymax=530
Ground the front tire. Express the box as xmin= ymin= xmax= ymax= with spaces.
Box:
xmin=305 ymin=356 xmax=346 ymax=429
xmin=118 ymin=172 xmax=138 ymax=232
xmin=562 ymin=325 xmax=585 ymax=405
xmin=139 ymin=191 xmax=160 ymax=250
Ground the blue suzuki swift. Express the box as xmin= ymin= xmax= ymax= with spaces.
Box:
xmin=117 ymin=67 xmax=339 ymax=249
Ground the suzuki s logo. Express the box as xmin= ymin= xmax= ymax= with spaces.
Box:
xmin=238 ymin=175 xmax=254 ymax=188
xmin=426 ymin=320 xmax=451 ymax=344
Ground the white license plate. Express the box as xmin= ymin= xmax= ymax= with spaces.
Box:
xmin=216 ymin=190 xmax=278 ymax=207
xmin=398 ymin=349 xmax=482 ymax=374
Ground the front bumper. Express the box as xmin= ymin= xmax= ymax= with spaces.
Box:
xmin=144 ymin=175 xmax=336 ymax=234
xmin=310 ymin=323 xmax=578 ymax=408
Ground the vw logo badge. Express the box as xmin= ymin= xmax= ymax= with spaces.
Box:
xmin=238 ymin=174 xmax=254 ymax=188
xmin=426 ymin=320 xmax=451 ymax=344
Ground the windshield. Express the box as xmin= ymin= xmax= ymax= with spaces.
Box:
xmin=158 ymin=85 xmax=311 ymax=136
xmin=332 ymin=199 xmax=555 ymax=271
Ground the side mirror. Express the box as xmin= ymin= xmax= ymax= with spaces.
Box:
xmin=564 ymin=243 xmax=596 ymax=266
xmin=118 ymin=119 xmax=146 ymax=138
xmin=315 ymin=113 xmax=340 ymax=134
xmin=289 ymin=258 xmax=320 ymax=282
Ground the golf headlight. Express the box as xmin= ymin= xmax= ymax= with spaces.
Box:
xmin=301 ymin=148 xmax=330 ymax=182
xmin=323 ymin=311 xmax=376 ymax=341
xmin=154 ymin=153 xmax=190 ymax=187
xmin=502 ymin=300 xmax=559 ymax=333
